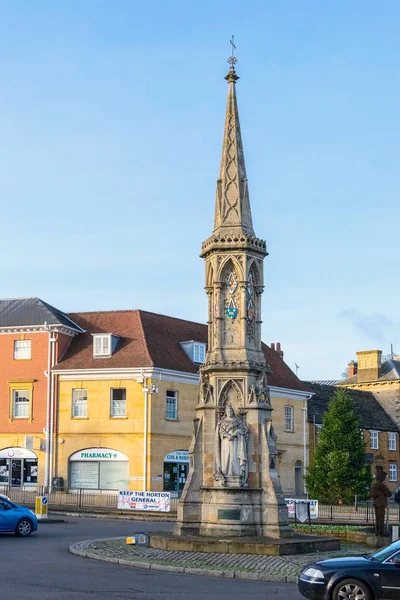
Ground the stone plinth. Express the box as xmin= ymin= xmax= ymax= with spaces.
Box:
xmin=150 ymin=531 xmax=340 ymax=556
xmin=185 ymin=487 xmax=293 ymax=538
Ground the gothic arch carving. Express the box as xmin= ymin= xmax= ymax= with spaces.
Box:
xmin=218 ymin=255 xmax=244 ymax=282
xmin=218 ymin=378 xmax=244 ymax=410
xmin=247 ymin=258 xmax=262 ymax=287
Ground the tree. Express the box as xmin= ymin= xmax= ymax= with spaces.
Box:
xmin=305 ymin=388 xmax=372 ymax=504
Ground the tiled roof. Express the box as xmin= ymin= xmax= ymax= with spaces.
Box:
xmin=306 ymin=382 xmax=400 ymax=432
xmin=262 ymin=342 xmax=309 ymax=391
xmin=56 ymin=309 xmax=308 ymax=391
xmin=0 ymin=297 xmax=83 ymax=332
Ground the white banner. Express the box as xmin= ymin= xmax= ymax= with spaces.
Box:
xmin=285 ymin=498 xmax=318 ymax=520
xmin=118 ymin=490 xmax=171 ymax=512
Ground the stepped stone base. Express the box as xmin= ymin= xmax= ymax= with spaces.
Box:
xmin=175 ymin=487 xmax=293 ymax=539
xmin=150 ymin=531 xmax=340 ymax=556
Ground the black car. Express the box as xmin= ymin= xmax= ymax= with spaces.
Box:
xmin=298 ymin=539 xmax=400 ymax=600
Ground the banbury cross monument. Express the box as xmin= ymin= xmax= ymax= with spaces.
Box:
xmin=175 ymin=46 xmax=292 ymax=539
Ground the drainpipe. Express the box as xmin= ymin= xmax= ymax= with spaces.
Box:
xmin=49 ymin=333 xmax=57 ymax=491
xmin=303 ymin=393 xmax=313 ymax=495
xmin=44 ymin=323 xmax=51 ymax=490
xmin=143 ymin=378 xmax=148 ymax=492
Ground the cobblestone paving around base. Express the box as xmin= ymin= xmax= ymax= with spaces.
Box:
xmin=70 ymin=537 xmax=371 ymax=583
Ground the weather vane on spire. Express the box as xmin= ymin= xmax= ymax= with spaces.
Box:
xmin=227 ymin=35 xmax=238 ymax=70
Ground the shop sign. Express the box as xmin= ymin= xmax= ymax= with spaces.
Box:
xmin=118 ymin=490 xmax=171 ymax=512
xmin=69 ymin=448 xmax=128 ymax=462
xmin=0 ymin=447 xmax=37 ymax=459
xmin=285 ymin=498 xmax=318 ymax=520
xmin=164 ymin=451 xmax=189 ymax=463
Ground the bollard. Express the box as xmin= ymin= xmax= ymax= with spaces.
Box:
xmin=35 ymin=496 xmax=48 ymax=520
xmin=392 ymin=526 xmax=399 ymax=542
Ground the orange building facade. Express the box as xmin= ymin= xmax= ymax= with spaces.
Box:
xmin=0 ymin=298 xmax=82 ymax=490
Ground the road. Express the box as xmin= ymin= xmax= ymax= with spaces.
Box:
xmin=0 ymin=516 xmax=303 ymax=599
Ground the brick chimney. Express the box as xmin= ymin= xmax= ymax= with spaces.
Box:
xmin=270 ymin=343 xmax=275 ymax=352
xmin=347 ymin=361 xmax=358 ymax=377
xmin=356 ymin=350 xmax=382 ymax=383
xmin=276 ymin=342 xmax=284 ymax=360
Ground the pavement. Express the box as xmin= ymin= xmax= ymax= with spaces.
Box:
xmin=70 ymin=536 xmax=371 ymax=583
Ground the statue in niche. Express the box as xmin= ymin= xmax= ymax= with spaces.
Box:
xmin=199 ymin=372 xmax=213 ymax=404
xmin=266 ymin=418 xmax=278 ymax=470
xmin=213 ymin=404 xmax=248 ymax=487
xmin=255 ymin=371 xmax=271 ymax=406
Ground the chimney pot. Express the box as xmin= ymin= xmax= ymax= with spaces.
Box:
xmin=276 ymin=342 xmax=284 ymax=360
xmin=347 ymin=361 xmax=358 ymax=377
xmin=271 ymin=343 xmax=275 ymax=351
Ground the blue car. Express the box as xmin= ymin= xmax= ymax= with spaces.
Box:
xmin=0 ymin=495 xmax=38 ymax=536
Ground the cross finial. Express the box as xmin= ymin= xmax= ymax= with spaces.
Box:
xmin=227 ymin=35 xmax=238 ymax=71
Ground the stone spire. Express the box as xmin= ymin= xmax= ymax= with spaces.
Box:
xmin=214 ymin=62 xmax=254 ymax=236
xmin=175 ymin=48 xmax=292 ymax=541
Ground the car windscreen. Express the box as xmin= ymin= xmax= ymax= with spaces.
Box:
xmin=371 ymin=540 xmax=400 ymax=562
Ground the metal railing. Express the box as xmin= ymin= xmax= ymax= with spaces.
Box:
xmin=3 ymin=487 xmax=398 ymax=525
xmin=306 ymin=502 xmax=400 ymax=524
xmin=0 ymin=487 xmax=178 ymax=513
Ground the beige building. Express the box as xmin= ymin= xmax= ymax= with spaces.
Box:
xmin=342 ymin=349 xmax=400 ymax=426
xmin=338 ymin=349 xmax=400 ymax=489
xmin=52 ymin=309 xmax=310 ymax=495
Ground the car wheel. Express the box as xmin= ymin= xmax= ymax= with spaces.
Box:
xmin=15 ymin=518 xmax=33 ymax=537
xmin=332 ymin=578 xmax=373 ymax=600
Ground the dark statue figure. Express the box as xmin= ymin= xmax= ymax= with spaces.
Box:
xmin=370 ymin=471 xmax=392 ymax=537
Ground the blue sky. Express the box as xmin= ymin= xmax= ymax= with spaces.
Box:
xmin=1 ymin=1 xmax=399 ymax=380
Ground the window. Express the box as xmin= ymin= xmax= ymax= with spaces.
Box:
xmin=388 ymin=432 xmax=397 ymax=451
xmin=284 ymin=405 xmax=294 ymax=431
xmin=110 ymin=388 xmax=126 ymax=417
xmin=93 ymin=334 xmax=111 ymax=357
xmin=72 ymin=389 xmax=88 ymax=418
xmin=14 ymin=340 xmax=31 ymax=360
xmin=166 ymin=390 xmax=178 ymax=420
xmin=370 ymin=430 xmax=379 ymax=450
xmin=389 ymin=463 xmax=398 ymax=482
xmin=193 ymin=343 xmax=206 ymax=364
xmin=12 ymin=390 xmax=31 ymax=418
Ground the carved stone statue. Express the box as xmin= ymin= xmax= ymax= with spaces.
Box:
xmin=255 ymin=371 xmax=271 ymax=406
xmin=266 ymin=418 xmax=278 ymax=470
xmin=199 ymin=372 xmax=213 ymax=404
xmin=214 ymin=405 xmax=248 ymax=487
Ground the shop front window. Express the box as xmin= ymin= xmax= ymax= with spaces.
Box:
xmin=0 ymin=449 xmax=38 ymax=487
xmin=24 ymin=458 xmax=38 ymax=484
xmin=69 ymin=448 xmax=129 ymax=490
xmin=0 ymin=459 xmax=9 ymax=484
xmin=163 ymin=450 xmax=189 ymax=495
